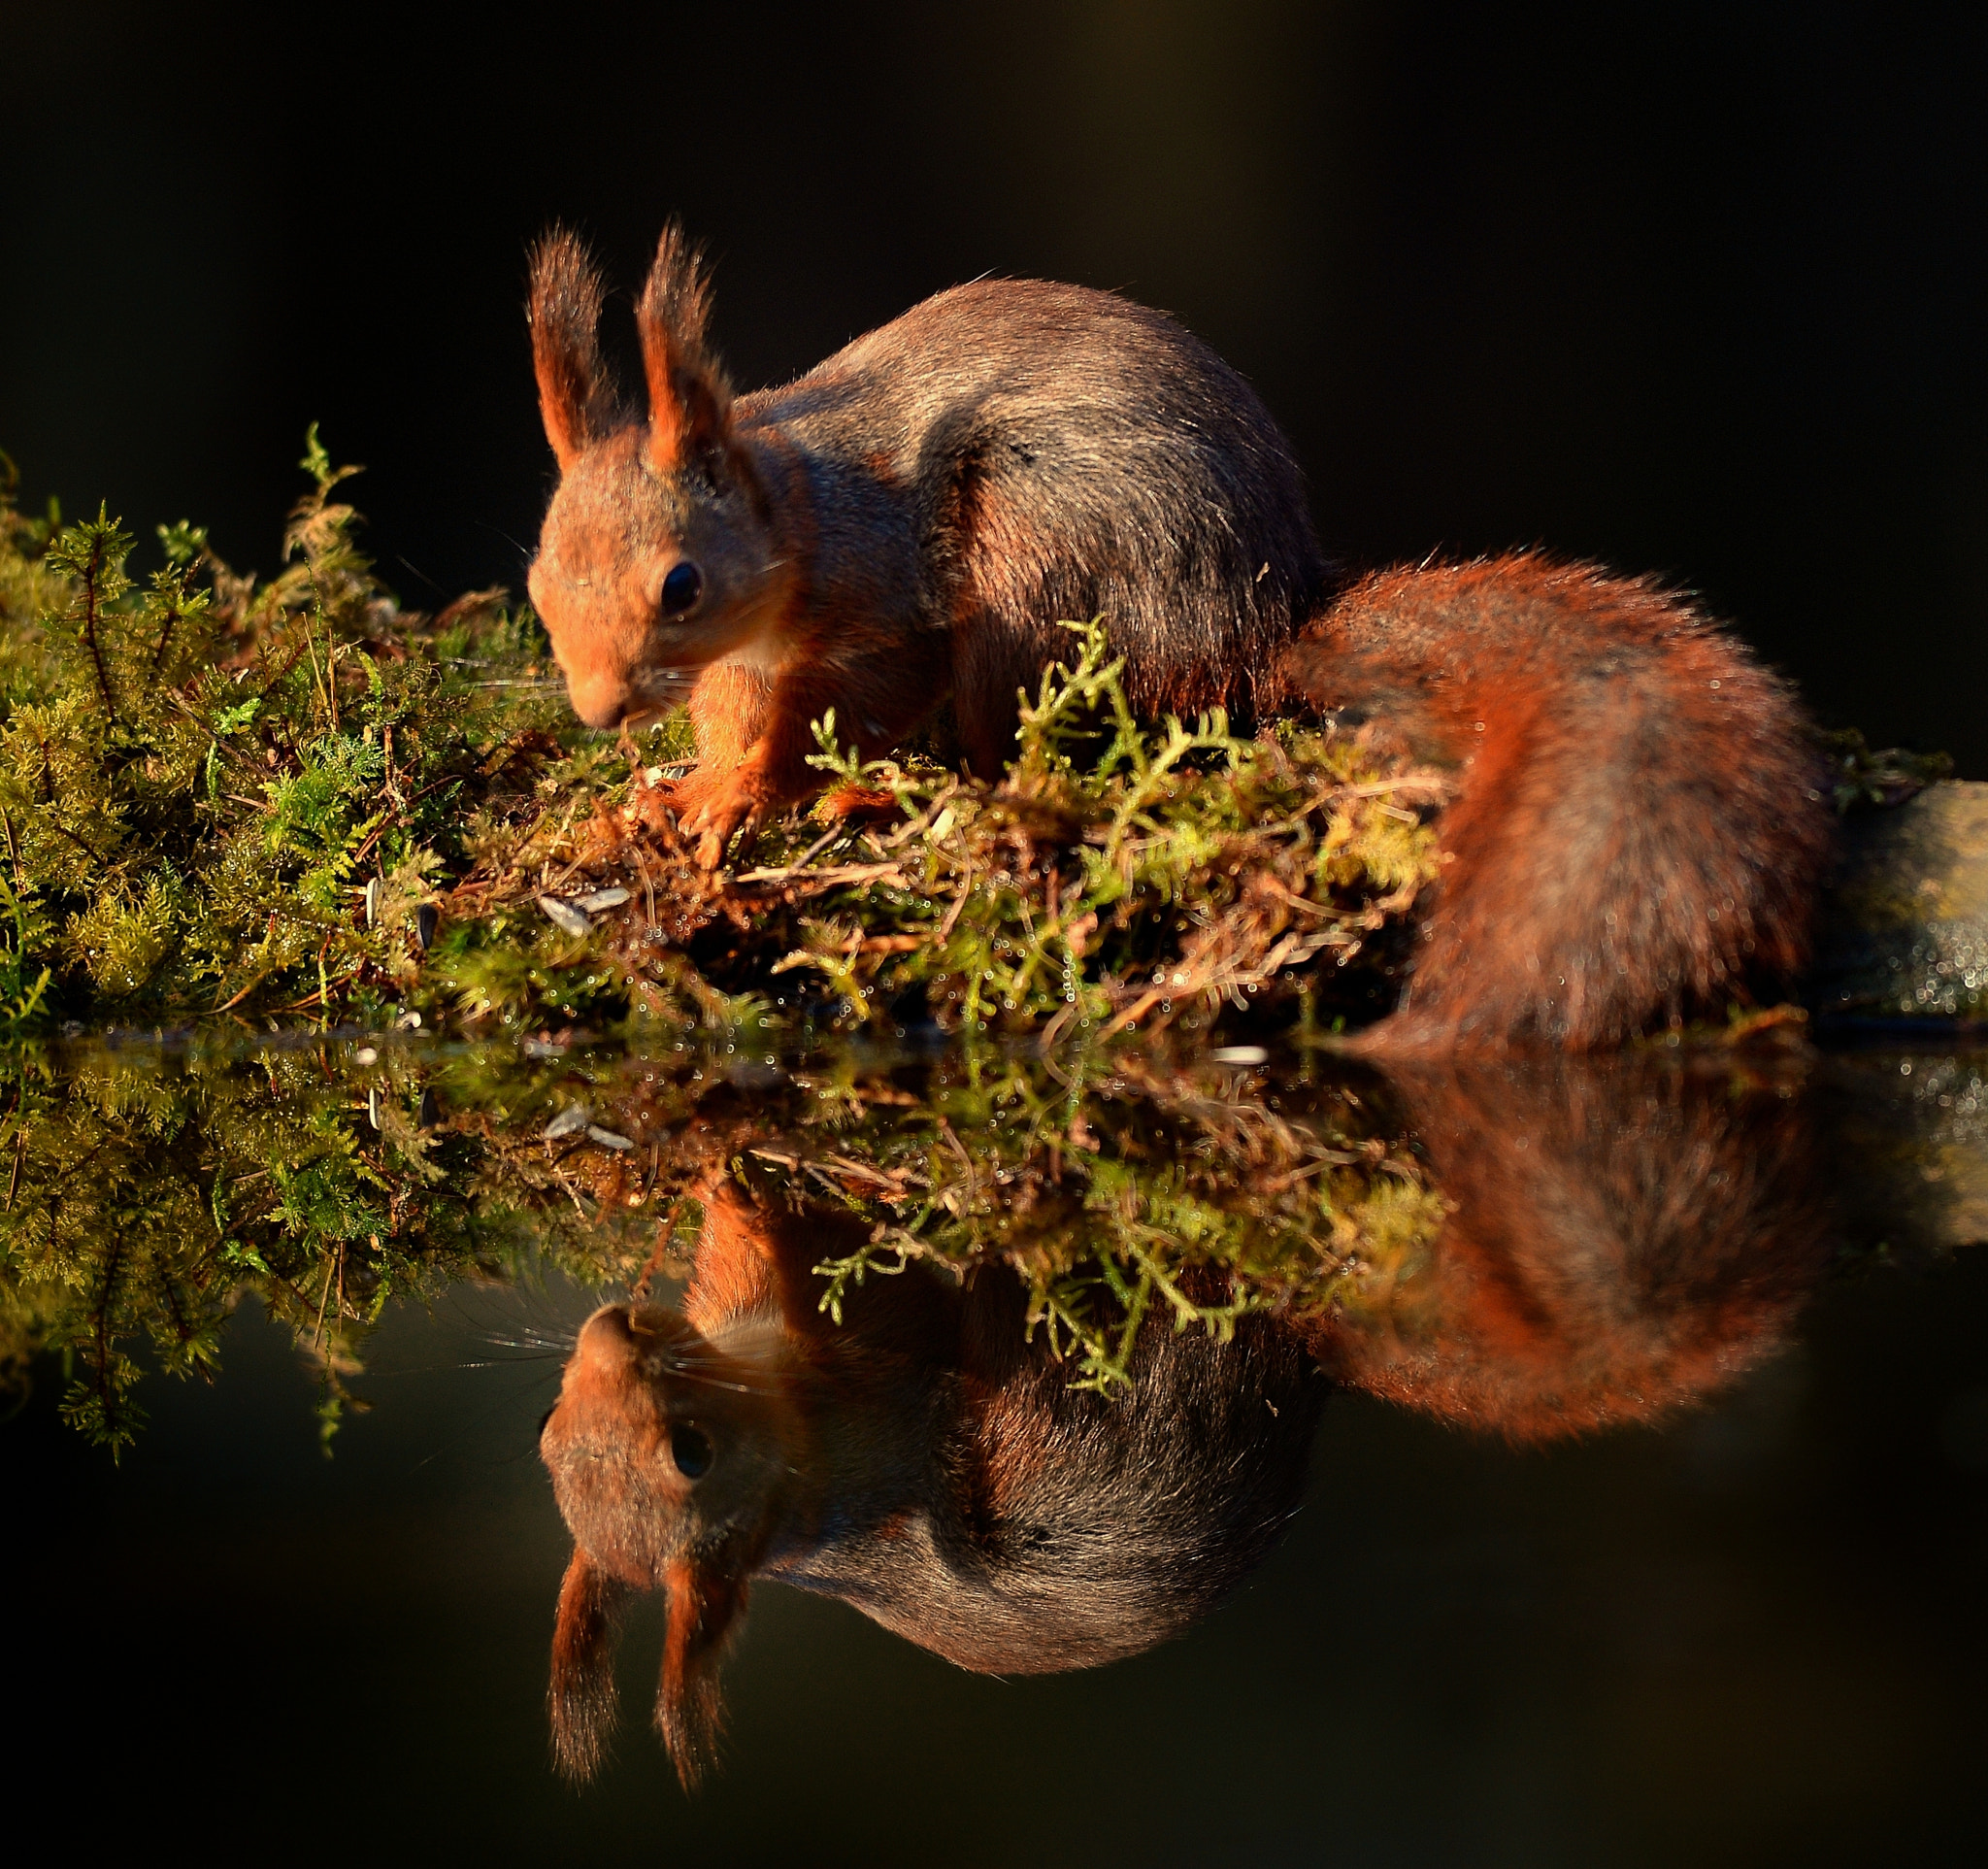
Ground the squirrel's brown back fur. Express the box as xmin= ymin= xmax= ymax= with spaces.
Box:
xmin=1280 ymin=555 xmax=1835 ymax=1049
xmin=739 ymin=278 xmax=1322 ymax=751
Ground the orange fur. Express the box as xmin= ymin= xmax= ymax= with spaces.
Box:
xmin=636 ymin=224 xmax=730 ymax=477
xmin=547 ymin=1550 xmax=626 ymax=1780
xmin=1310 ymin=1053 xmax=1828 ymax=1438
xmin=655 ymin=1553 xmax=746 ymax=1788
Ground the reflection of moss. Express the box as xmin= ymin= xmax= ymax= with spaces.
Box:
xmin=1811 ymin=784 xmax=1988 ymax=1021
xmin=717 ymin=1044 xmax=1447 ymax=1389
xmin=0 ymin=1034 xmax=642 ymax=1453
xmin=0 ymin=442 xmax=1441 ymax=1044
xmin=1 ymin=1031 xmax=1443 ymax=1447
xmin=1822 ymin=726 xmax=1955 ymax=816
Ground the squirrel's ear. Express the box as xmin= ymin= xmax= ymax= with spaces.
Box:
xmin=637 ymin=222 xmax=734 ymax=476
xmin=528 ymin=228 xmax=617 ymax=470
xmin=547 ymin=1549 xmax=630 ymax=1780
xmin=655 ymin=1552 xmax=749 ymax=1789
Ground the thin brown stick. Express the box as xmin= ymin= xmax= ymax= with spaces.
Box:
xmin=631 ymin=1195 xmax=685 ymax=1302
xmin=78 ymin=530 xmax=118 ymax=723
xmin=149 ymin=594 xmax=183 ymax=678
xmin=312 ymin=1253 xmax=336 ymax=1349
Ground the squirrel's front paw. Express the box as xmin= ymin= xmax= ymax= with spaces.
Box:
xmin=683 ymin=779 xmax=761 ymax=870
xmin=630 ymin=768 xmax=698 ymax=836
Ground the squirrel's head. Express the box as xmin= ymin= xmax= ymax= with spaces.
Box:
xmin=538 ymin=1298 xmax=805 ymax=1786
xmin=525 ymin=226 xmax=787 ymax=730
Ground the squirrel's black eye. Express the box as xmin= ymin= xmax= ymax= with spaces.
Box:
xmin=670 ymin=1422 xmax=713 ymax=1480
xmin=660 ymin=561 xmax=703 ymax=616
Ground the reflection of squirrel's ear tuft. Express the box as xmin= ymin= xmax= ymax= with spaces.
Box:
xmin=547 ymin=1549 xmax=630 ymax=1780
xmin=528 ymin=227 xmax=618 ymax=470
xmin=638 ymin=222 xmax=734 ymax=477
xmin=655 ymin=1552 xmax=749 ymax=1789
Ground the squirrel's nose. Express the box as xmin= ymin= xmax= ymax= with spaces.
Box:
xmin=568 ymin=684 xmax=628 ymax=730
xmin=575 ymin=1305 xmax=637 ymax=1370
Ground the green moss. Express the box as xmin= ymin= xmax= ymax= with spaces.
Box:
xmin=0 ymin=438 xmax=1443 ymax=1045
xmin=0 ymin=437 xmax=586 ymax=1033
xmin=0 ymin=434 xmax=1472 ymax=1446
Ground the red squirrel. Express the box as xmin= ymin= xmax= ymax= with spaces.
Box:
xmin=1281 ymin=556 xmax=1835 ymax=1049
xmin=524 ymin=226 xmax=1325 ymax=866
xmin=524 ymin=229 xmax=1831 ymax=1045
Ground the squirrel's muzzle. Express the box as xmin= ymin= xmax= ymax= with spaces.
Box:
xmin=570 ymin=1303 xmax=712 ymax=1385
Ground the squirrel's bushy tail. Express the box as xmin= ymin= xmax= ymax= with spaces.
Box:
xmin=1281 ymin=554 xmax=1835 ymax=1049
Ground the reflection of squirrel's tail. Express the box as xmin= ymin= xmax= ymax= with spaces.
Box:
xmin=1309 ymin=1052 xmax=1829 ymax=1437
xmin=1279 ymin=554 xmax=1835 ymax=1049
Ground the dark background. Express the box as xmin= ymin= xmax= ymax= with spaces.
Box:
xmin=3 ymin=2 xmax=1984 ymax=769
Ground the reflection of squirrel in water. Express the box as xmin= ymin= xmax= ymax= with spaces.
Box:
xmin=540 ymin=1052 xmax=1829 ymax=1786
xmin=526 ymin=228 xmax=1832 ymax=1044
xmin=540 ymin=1178 xmax=1323 ymax=1787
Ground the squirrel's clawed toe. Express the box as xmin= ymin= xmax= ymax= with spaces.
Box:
xmin=679 ymin=776 xmax=764 ymax=870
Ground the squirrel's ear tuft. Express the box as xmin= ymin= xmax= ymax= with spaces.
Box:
xmin=548 ymin=1549 xmax=630 ymax=1780
xmin=654 ymin=1552 xmax=749 ymax=1789
xmin=528 ymin=227 xmax=617 ymax=470
xmin=637 ymin=222 xmax=734 ymax=476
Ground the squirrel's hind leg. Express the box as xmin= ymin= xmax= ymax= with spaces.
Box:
xmin=946 ymin=608 xmax=1070 ymax=783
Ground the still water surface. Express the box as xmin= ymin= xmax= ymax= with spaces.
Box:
xmin=6 ymin=1033 xmax=1987 ymax=1864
